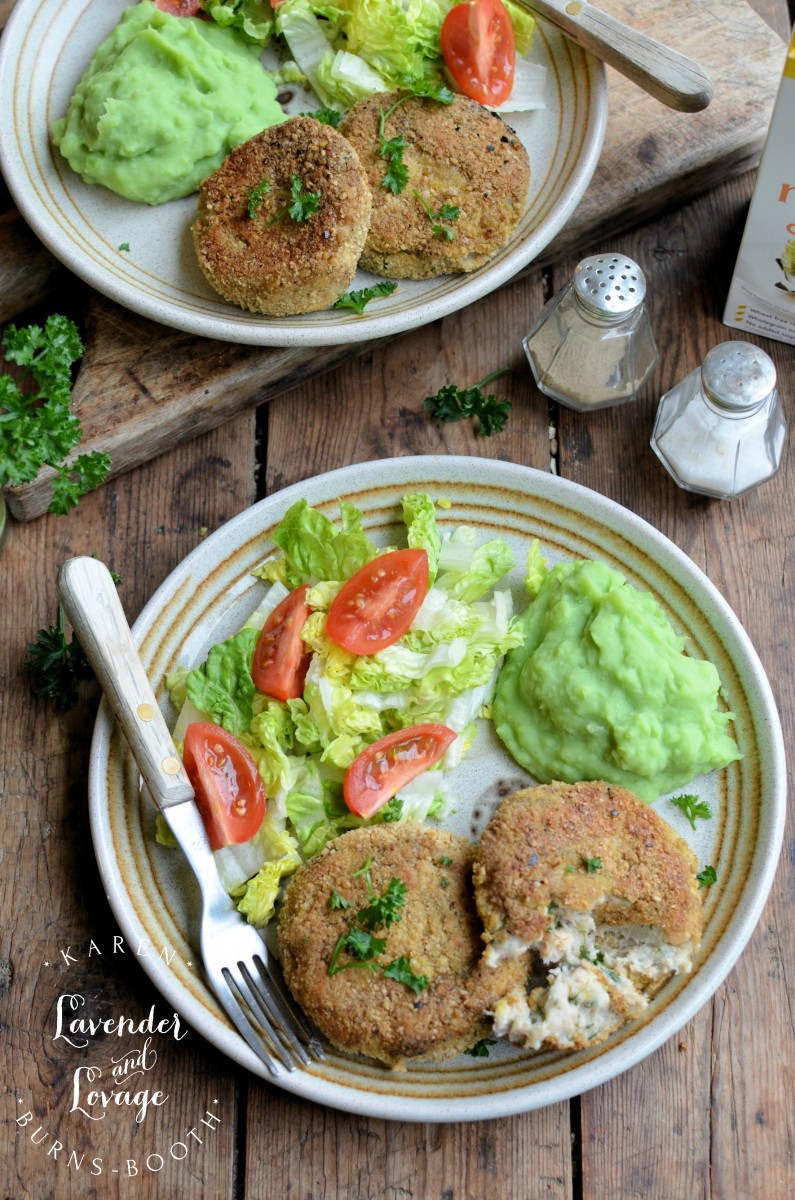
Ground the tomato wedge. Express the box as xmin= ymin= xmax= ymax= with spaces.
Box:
xmin=183 ymin=723 xmax=266 ymax=851
xmin=153 ymin=0 xmax=202 ymax=15
xmin=343 ymin=724 xmax=457 ymax=818
xmin=440 ymin=0 xmax=516 ymax=107
xmin=326 ymin=549 xmax=429 ymax=655
xmin=251 ymin=585 xmax=312 ymax=701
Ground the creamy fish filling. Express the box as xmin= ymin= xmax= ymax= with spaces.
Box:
xmin=489 ymin=907 xmax=695 ymax=1050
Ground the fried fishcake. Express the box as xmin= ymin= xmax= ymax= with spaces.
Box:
xmin=473 ymin=781 xmax=704 ymax=1052
xmin=192 ymin=116 xmax=371 ymax=315
xmin=277 ymin=824 xmax=525 ymax=1069
xmin=339 ymin=92 xmax=530 ymax=279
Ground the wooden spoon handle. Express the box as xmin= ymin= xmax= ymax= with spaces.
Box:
xmin=57 ymin=555 xmax=195 ymax=810
xmin=520 ymin=0 xmax=713 ymax=112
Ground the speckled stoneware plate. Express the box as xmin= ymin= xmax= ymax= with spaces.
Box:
xmin=0 ymin=0 xmax=606 ymax=347
xmin=87 ymin=457 xmax=785 ymax=1121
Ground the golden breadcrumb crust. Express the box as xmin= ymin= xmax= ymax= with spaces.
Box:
xmin=192 ymin=116 xmax=371 ymax=315
xmin=340 ymin=92 xmax=530 ymax=279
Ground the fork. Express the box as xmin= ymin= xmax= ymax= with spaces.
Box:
xmin=57 ymin=555 xmax=325 ymax=1078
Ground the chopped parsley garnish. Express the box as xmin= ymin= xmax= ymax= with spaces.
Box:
xmin=584 ymin=856 xmax=603 ymax=874
xmin=118 ymin=242 xmax=130 ymax=252
xmin=357 ymin=877 xmax=406 ymax=930
xmin=333 ymin=281 xmax=398 ymax=314
xmin=424 ymin=369 xmax=512 ymax=436
xmin=383 ymin=956 xmax=428 ymax=994
xmin=327 ymin=860 xmax=423 ymax=991
xmin=380 ymin=797 xmax=404 ymax=823
xmin=697 ymin=865 xmax=717 ymax=888
xmin=264 ymin=174 xmax=321 ymax=225
xmin=441 ymin=877 xmax=449 ymax=890
xmin=439 ymin=856 xmax=452 ymax=867
xmin=0 ymin=314 xmax=111 ymax=514
xmin=309 ymin=107 xmax=342 ymax=128
xmin=377 ymin=84 xmax=455 ymax=194
xmin=466 ymin=1038 xmax=496 ymax=1058
xmin=670 ymin=793 xmax=713 ymax=831
xmin=579 ymin=945 xmax=605 ymax=964
xmin=328 ymin=888 xmax=352 ymax=911
xmin=247 ymin=177 xmax=272 ymax=219
xmin=413 ymin=189 xmax=460 ymax=241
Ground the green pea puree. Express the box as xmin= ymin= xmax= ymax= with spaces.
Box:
xmin=493 ymin=557 xmax=741 ymax=802
xmin=51 ymin=0 xmax=285 ymax=205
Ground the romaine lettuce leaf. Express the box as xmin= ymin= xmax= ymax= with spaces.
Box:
xmin=184 ymin=626 xmax=259 ymax=738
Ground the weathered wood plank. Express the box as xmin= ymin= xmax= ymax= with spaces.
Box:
xmin=0 ymin=416 xmax=259 ymax=1199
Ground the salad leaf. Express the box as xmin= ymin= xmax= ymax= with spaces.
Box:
xmin=402 ymin=492 xmax=442 ymax=583
xmin=436 ymin=537 xmax=515 ymax=603
xmin=256 ymin=497 xmax=377 ymax=587
xmin=184 ymin=626 xmax=259 ymax=738
xmin=201 ymin=0 xmax=276 ymax=43
xmin=233 ymin=850 xmax=301 ymax=926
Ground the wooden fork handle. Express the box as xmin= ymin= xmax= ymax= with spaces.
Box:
xmin=57 ymin=556 xmax=195 ymax=809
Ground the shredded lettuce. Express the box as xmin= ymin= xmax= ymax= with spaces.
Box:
xmin=201 ymin=0 xmax=276 ymax=44
xmin=164 ymin=490 xmax=528 ymax=927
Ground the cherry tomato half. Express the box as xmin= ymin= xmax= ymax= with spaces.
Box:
xmin=183 ymin=723 xmax=266 ymax=851
xmin=153 ymin=0 xmax=202 ymax=15
xmin=326 ymin=549 xmax=429 ymax=656
xmin=440 ymin=0 xmax=516 ymax=107
xmin=343 ymin=724 xmax=457 ymax=818
xmin=251 ymin=585 xmax=312 ymax=701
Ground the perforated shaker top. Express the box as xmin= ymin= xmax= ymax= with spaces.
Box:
xmin=573 ymin=254 xmax=647 ymax=317
xmin=701 ymin=341 xmax=777 ymax=411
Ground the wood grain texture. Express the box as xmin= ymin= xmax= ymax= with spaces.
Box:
xmin=0 ymin=0 xmax=786 ymax=519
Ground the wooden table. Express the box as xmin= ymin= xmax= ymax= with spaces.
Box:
xmin=2 ymin=1 xmax=794 ymax=1196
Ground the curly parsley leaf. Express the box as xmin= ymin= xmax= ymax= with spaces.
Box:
xmin=329 ymin=888 xmax=352 ymax=911
xmin=377 ymin=84 xmax=455 ymax=194
xmin=424 ymin=369 xmax=512 ymax=436
xmin=0 ymin=315 xmax=110 ymax=513
xmin=584 ymin=856 xmax=603 ymax=874
xmin=267 ymin=174 xmax=321 ymax=225
xmin=383 ymin=956 xmax=428 ymax=995
xmin=357 ymin=878 xmax=406 ymax=931
xmin=25 ymin=563 xmax=120 ymax=708
xmin=304 ymin=107 xmax=343 ymax=128
xmin=413 ymin=189 xmax=460 ymax=240
xmin=333 ymin=281 xmax=398 ymax=315
xmin=697 ymin=865 xmax=717 ymax=889
xmin=247 ymin=176 xmax=272 ymax=219
xmin=670 ymin=793 xmax=713 ymax=831
xmin=466 ymin=1038 xmax=496 ymax=1058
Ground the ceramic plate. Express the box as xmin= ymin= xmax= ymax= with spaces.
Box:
xmin=0 ymin=0 xmax=607 ymax=346
xmin=87 ymin=457 xmax=785 ymax=1121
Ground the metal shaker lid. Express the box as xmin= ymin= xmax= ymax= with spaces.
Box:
xmin=701 ymin=341 xmax=777 ymax=411
xmin=573 ymin=254 xmax=647 ymax=317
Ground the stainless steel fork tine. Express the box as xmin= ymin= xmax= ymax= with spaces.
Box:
xmin=214 ymin=970 xmax=283 ymax=1079
xmin=221 ymin=966 xmax=297 ymax=1072
xmin=238 ymin=961 xmax=310 ymax=1067
xmin=252 ymin=956 xmax=326 ymax=1061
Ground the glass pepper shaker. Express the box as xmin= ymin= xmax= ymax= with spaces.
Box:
xmin=523 ymin=253 xmax=659 ymax=411
xmin=650 ymin=341 xmax=787 ymax=500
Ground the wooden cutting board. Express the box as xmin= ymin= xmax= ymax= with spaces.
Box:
xmin=1 ymin=0 xmax=786 ymax=520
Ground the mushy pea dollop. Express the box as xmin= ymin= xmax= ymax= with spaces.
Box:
xmin=493 ymin=554 xmax=741 ymax=802
xmin=51 ymin=0 xmax=285 ymax=205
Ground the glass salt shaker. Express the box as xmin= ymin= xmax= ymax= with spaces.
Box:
xmin=650 ymin=341 xmax=787 ymax=500
xmin=523 ymin=253 xmax=659 ymax=411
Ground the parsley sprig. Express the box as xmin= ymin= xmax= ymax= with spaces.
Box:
xmin=327 ymin=859 xmax=427 ymax=993
xmin=377 ymin=83 xmax=454 ymax=195
xmin=424 ymin=369 xmax=512 ymax=436
xmin=413 ymin=190 xmax=460 ymax=241
xmin=25 ymin=563 xmax=121 ymax=707
xmin=697 ymin=865 xmax=717 ymax=889
xmin=0 ymin=315 xmax=111 ymax=514
xmin=263 ymin=174 xmax=321 ymax=226
xmin=334 ymin=281 xmax=398 ymax=315
xmin=670 ymin=793 xmax=712 ymax=831
xmin=247 ymin=177 xmax=273 ymax=219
